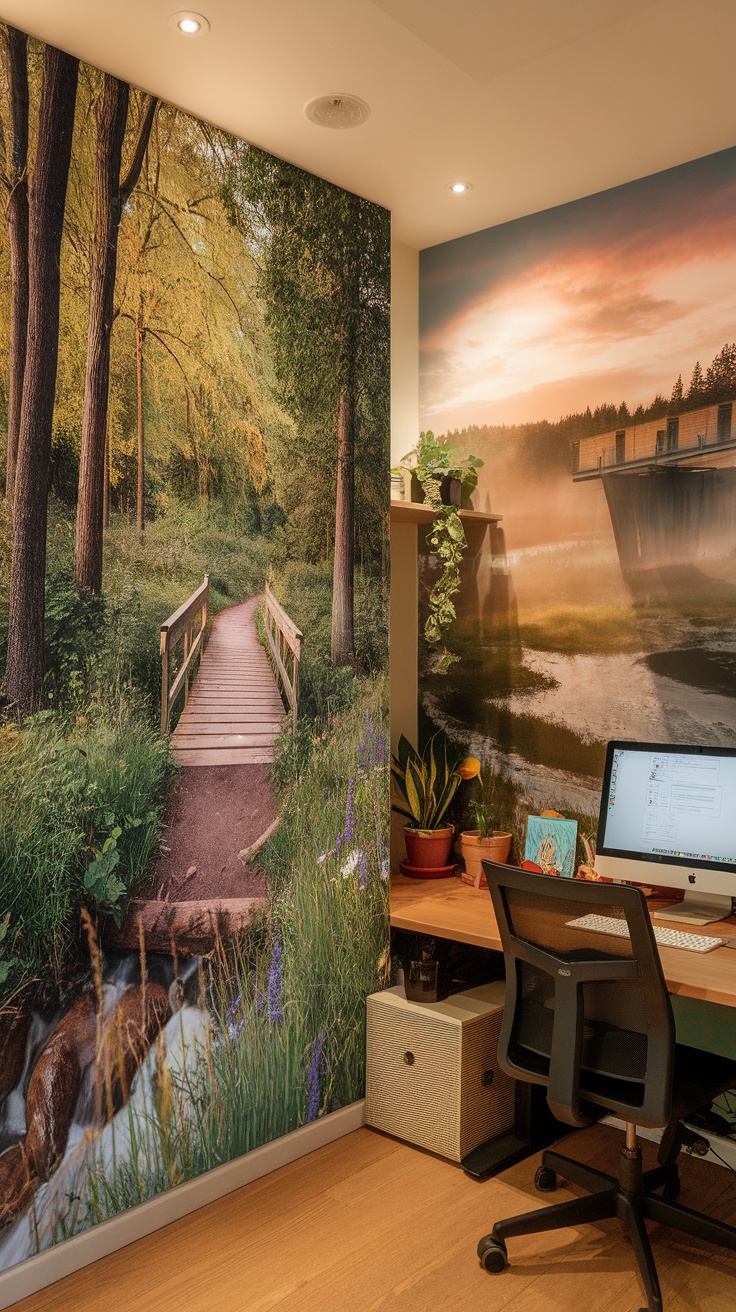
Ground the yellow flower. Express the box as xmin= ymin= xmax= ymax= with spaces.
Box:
xmin=456 ymin=756 xmax=482 ymax=782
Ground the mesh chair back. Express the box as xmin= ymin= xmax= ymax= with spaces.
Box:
xmin=483 ymin=862 xmax=675 ymax=1128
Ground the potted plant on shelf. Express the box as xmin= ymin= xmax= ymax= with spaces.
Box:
xmin=400 ymin=431 xmax=484 ymax=673
xmin=391 ymin=732 xmax=462 ymax=877
xmin=460 ymin=800 xmax=512 ymax=889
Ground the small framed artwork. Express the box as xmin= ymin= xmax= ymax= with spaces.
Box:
xmin=524 ymin=815 xmax=578 ymax=878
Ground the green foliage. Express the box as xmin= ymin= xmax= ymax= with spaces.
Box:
xmin=223 ymin=147 xmax=390 ymax=580
xmin=44 ymin=573 xmax=107 ymax=704
xmin=0 ymin=698 xmax=172 ymax=1004
xmin=269 ymin=715 xmax=315 ymax=789
xmin=83 ymin=813 xmax=159 ymax=928
xmin=391 ymin=731 xmax=461 ymax=831
xmin=402 ymin=429 xmax=483 ymax=499
xmin=467 ymin=799 xmax=497 ymax=840
xmin=402 ymin=432 xmax=483 ymax=673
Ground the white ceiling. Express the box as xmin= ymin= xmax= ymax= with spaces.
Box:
xmin=4 ymin=0 xmax=736 ymax=249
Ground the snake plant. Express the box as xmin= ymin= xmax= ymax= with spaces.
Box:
xmin=391 ymin=733 xmax=461 ymax=832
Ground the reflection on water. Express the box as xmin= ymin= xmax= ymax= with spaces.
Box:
xmin=423 ymin=634 xmax=736 ymax=821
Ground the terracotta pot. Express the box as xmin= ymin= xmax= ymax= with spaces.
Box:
xmin=404 ymin=825 xmax=454 ymax=870
xmin=460 ymin=830 xmax=512 ymax=888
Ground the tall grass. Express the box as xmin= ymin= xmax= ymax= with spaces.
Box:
xmin=73 ymin=678 xmax=389 ymax=1224
xmin=0 ymin=695 xmax=173 ymax=1002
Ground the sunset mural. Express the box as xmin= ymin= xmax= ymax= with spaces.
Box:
xmin=421 ymin=147 xmax=736 ymax=434
xmin=418 ymin=147 xmax=736 ymax=863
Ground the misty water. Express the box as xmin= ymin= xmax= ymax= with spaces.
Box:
xmin=421 ymin=531 xmax=736 ymax=822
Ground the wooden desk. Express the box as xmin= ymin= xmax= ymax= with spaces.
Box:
xmin=391 ymin=874 xmax=736 ymax=1010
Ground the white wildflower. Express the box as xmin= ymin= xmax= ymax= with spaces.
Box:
xmin=340 ymin=850 xmax=361 ymax=879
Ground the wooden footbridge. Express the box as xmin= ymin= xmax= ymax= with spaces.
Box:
xmin=160 ymin=580 xmax=302 ymax=766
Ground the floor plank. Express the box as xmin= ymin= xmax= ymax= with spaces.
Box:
xmin=13 ymin=1125 xmax=736 ymax=1312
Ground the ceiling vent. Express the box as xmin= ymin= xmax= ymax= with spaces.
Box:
xmin=305 ymin=95 xmax=370 ymax=128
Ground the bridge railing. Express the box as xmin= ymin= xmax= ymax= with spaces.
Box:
xmin=264 ymin=583 xmax=303 ymax=731
xmin=160 ymin=574 xmax=209 ymax=735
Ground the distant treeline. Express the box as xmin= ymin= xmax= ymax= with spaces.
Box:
xmin=445 ymin=343 xmax=736 ymax=475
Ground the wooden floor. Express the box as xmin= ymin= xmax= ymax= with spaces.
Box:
xmin=171 ymin=595 xmax=284 ymax=767
xmin=14 ymin=1124 xmax=736 ymax=1312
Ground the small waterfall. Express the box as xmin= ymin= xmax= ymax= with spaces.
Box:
xmin=0 ymin=950 xmax=210 ymax=1272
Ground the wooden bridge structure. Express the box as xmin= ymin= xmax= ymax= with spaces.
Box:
xmin=160 ymin=580 xmax=302 ymax=767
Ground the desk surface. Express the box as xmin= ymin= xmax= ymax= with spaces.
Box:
xmin=391 ymin=874 xmax=736 ymax=1010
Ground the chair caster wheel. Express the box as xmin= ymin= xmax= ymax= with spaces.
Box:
xmin=534 ymin=1166 xmax=558 ymax=1193
xmin=662 ymin=1176 xmax=680 ymax=1201
xmin=478 ymin=1235 xmax=508 ymax=1273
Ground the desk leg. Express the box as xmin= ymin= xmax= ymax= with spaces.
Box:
xmin=461 ymin=1082 xmax=568 ymax=1180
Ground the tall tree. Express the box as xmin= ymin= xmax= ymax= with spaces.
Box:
xmin=4 ymin=45 xmax=79 ymax=715
xmin=224 ymin=151 xmax=389 ymax=665
xmin=135 ymin=295 xmax=145 ymax=531
xmin=75 ymin=81 xmax=157 ymax=592
xmin=687 ymin=360 xmax=705 ymax=403
xmin=1 ymin=27 xmax=29 ymax=503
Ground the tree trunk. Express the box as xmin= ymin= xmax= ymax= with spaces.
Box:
xmin=75 ymin=84 xmax=157 ymax=593
xmin=74 ymin=76 xmax=129 ymax=593
xmin=136 ymin=309 xmax=145 ymax=532
xmin=5 ymin=46 xmax=79 ymax=716
xmin=103 ymin=428 xmax=110 ymax=529
xmin=4 ymin=27 xmax=29 ymax=504
xmin=331 ymin=384 xmax=355 ymax=664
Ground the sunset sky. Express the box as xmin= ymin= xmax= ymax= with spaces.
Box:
xmin=420 ymin=146 xmax=736 ymax=434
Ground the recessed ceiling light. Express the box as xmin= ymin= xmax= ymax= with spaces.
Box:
xmin=305 ymin=95 xmax=371 ymax=129
xmin=168 ymin=11 xmax=210 ymax=37
xmin=448 ymin=182 xmax=472 ymax=194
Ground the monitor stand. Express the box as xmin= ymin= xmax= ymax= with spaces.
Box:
xmin=652 ymin=892 xmax=733 ymax=926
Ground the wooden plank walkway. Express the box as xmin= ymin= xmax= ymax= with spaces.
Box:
xmin=171 ymin=594 xmax=285 ymax=766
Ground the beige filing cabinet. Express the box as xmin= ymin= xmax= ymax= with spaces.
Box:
xmin=366 ymin=982 xmax=516 ymax=1162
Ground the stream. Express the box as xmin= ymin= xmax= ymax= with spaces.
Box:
xmin=0 ymin=951 xmax=209 ymax=1272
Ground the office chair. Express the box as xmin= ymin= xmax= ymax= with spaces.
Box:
xmin=478 ymin=862 xmax=736 ymax=1312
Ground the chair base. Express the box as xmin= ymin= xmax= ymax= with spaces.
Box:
xmin=478 ymin=1142 xmax=736 ymax=1312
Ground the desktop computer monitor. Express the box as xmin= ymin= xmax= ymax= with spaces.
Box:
xmin=595 ymin=740 xmax=736 ymax=925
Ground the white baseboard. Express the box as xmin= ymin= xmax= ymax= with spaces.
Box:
xmin=603 ymin=1114 xmax=736 ymax=1173
xmin=0 ymin=1099 xmax=366 ymax=1310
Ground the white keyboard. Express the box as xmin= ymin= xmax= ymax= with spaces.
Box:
xmin=565 ymin=913 xmax=724 ymax=954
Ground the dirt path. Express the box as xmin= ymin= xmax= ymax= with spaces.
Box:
xmin=148 ymin=762 xmax=275 ymax=900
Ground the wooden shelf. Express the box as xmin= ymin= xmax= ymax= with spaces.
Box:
xmin=390 ymin=501 xmax=502 ymax=525
xmin=390 ymin=873 xmax=736 ymax=1010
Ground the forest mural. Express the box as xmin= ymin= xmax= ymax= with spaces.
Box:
xmin=419 ymin=146 xmax=736 ymax=862
xmin=0 ymin=27 xmax=389 ymax=1272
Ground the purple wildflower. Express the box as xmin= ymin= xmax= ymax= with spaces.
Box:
xmin=268 ymin=939 xmax=283 ymax=1024
xmin=307 ymin=1028 xmax=326 ymax=1122
xmin=373 ymin=731 xmax=388 ymax=768
xmin=225 ymin=994 xmax=245 ymax=1040
xmin=344 ymin=779 xmax=356 ymax=843
xmin=358 ymin=708 xmax=388 ymax=773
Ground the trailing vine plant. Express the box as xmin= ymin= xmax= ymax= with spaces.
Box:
xmin=402 ymin=431 xmax=484 ymax=673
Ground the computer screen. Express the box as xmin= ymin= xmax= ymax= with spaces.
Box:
xmin=597 ymin=741 xmax=736 ymax=873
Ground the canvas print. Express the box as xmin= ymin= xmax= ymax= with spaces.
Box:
xmin=0 ymin=28 xmax=389 ymax=1271
xmin=419 ymin=146 xmax=736 ymax=864
xmin=524 ymin=816 xmax=578 ymax=879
